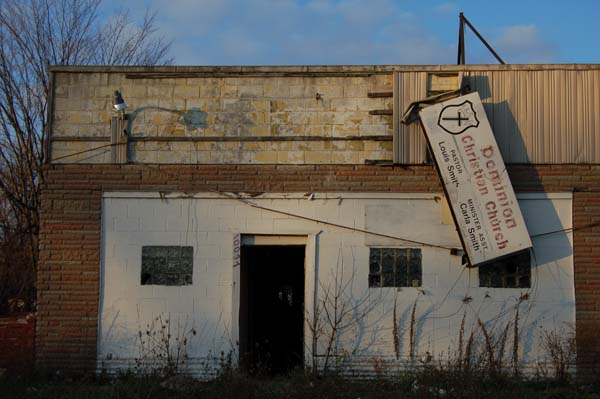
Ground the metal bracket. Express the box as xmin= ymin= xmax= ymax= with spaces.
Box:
xmin=457 ymin=12 xmax=505 ymax=65
xmin=110 ymin=115 xmax=129 ymax=163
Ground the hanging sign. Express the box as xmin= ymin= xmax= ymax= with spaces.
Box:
xmin=419 ymin=92 xmax=531 ymax=266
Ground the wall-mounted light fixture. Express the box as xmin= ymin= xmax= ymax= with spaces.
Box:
xmin=113 ymin=90 xmax=127 ymax=112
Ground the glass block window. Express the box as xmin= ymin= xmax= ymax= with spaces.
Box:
xmin=141 ymin=246 xmax=193 ymax=286
xmin=369 ymin=248 xmax=422 ymax=288
xmin=479 ymin=250 xmax=531 ymax=288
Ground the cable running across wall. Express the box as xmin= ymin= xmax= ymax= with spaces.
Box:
xmin=214 ymin=190 xmax=456 ymax=251
xmin=50 ymin=146 xmax=595 ymax=242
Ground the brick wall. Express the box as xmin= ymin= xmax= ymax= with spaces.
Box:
xmin=572 ymin=190 xmax=600 ymax=376
xmin=37 ymin=163 xmax=600 ymax=376
xmin=0 ymin=313 xmax=35 ymax=373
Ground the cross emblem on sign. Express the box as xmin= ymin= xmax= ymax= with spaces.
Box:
xmin=442 ymin=111 xmax=469 ymax=126
xmin=437 ymin=100 xmax=480 ymax=135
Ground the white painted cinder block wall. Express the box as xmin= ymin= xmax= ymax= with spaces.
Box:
xmin=98 ymin=192 xmax=574 ymax=376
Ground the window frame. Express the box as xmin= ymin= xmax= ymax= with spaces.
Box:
xmin=368 ymin=247 xmax=422 ymax=288
xmin=478 ymin=250 xmax=531 ymax=289
xmin=140 ymin=245 xmax=194 ymax=286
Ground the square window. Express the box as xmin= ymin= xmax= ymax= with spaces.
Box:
xmin=394 ymin=272 xmax=407 ymax=287
xmin=382 ymin=252 xmax=395 ymax=273
xmin=368 ymin=274 xmax=381 ymax=288
xmin=478 ymin=250 xmax=531 ymax=289
xmin=141 ymin=245 xmax=193 ymax=286
xmin=382 ymin=273 xmax=395 ymax=286
xmin=368 ymin=248 xmax=422 ymax=288
xmin=369 ymin=249 xmax=381 ymax=273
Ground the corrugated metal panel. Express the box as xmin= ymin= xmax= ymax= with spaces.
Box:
xmin=395 ymin=72 xmax=428 ymax=164
xmin=394 ymin=69 xmax=600 ymax=164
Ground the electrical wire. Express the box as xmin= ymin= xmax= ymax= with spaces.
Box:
xmin=157 ymin=187 xmax=594 ymax=286
xmin=149 ymin=189 xmax=571 ymax=350
xmin=214 ymin=190 xmax=478 ymax=323
xmin=52 ymin=145 xmax=595 ymax=243
xmin=423 ymin=265 xmax=469 ymax=321
xmin=211 ymin=191 xmax=592 ymax=253
xmin=214 ymin=190 xmax=456 ymax=251
xmin=51 ymin=142 xmax=124 ymax=162
xmin=530 ymin=222 xmax=599 ymax=238
xmin=517 ymin=247 xmax=542 ymax=336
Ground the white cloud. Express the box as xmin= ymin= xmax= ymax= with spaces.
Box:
xmin=336 ymin=0 xmax=398 ymax=25
xmin=219 ymin=28 xmax=266 ymax=62
xmin=434 ymin=2 xmax=458 ymax=13
xmin=121 ymin=0 xmax=456 ymax=65
xmin=493 ymin=24 xmax=559 ymax=63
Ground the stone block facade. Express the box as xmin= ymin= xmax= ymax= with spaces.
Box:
xmin=50 ymin=67 xmax=394 ymax=164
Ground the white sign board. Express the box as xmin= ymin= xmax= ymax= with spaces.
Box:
xmin=419 ymin=92 xmax=532 ymax=265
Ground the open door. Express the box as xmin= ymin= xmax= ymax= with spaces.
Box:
xmin=239 ymin=245 xmax=305 ymax=374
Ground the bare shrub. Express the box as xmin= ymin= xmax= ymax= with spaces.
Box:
xmin=135 ymin=314 xmax=197 ymax=377
xmin=512 ymin=300 xmax=521 ymax=375
xmin=408 ymin=298 xmax=418 ymax=363
xmin=0 ymin=0 xmax=172 ymax=314
xmin=444 ymin=303 xmax=526 ymax=379
xmin=538 ymin=324 xmax=576 ymax=382
xmin=0 ymin=217 xmax=34 ymax=314
xmin=392 ymin=294 xmax=399 ymax=360
xmin=307 ymin=251 xmax=382 ymax=375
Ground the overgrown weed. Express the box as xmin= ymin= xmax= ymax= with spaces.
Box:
xmin=0 ymin=366 xmax=593 ymax=399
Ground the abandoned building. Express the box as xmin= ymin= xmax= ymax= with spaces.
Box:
xmin=38 ymin=64 xmax=600 ymax=377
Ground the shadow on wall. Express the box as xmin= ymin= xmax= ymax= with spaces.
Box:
xmin=125 ymin=106 xmax=208 ymax=162
xmin=463 ymin=74 xmax=572 ymax=264
xmin=126 ymin=106 xmax=208 ymax=134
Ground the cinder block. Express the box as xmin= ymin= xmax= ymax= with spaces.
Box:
xmin=114 ymin=217 xmax=139 ymax=232
xmin=121 ymin=85 xmax=148 ymax=98
xmin=331 ymin=151 xmax=360 ymax=163
xmin=330 ymin=99 xmax=359 ymax=112
xmin=208 ymin=204 xmax=235 ymax=218
xmin=343 ymin=85 xmax=369 ymax=98
xmin=148 ymin=85 xmax=174 ymax=98
xmin=254 ymin=151 xmax=278 ymax=163
xmin=264 ymin=84 xmax=290 ymax=98
xmin=238 ymin=85 xmax=264 ymax=98
xmin=199 ymin=85 xmax=220 ymax=98
xmin=221 ymin=85 xmax=238 ymax=98
xmin=174 ymin=85 xmax=199 ymax=98
xmin=56 ymin=111 xmax=93 ymax=124
xmin=277 ymin=151 xmax=304 ymax=163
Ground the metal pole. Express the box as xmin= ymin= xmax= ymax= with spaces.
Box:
xmin=457 ymin=12 xmax=465 ymax=64
xmin=462 ymin=15 xmax=505 ymax=64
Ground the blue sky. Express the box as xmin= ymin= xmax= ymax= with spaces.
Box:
xmin=101 ymin=0 xmax=600 ymax=65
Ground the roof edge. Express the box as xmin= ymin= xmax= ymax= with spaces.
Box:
xmin=47 ymin=64 xmax=600 ymax=74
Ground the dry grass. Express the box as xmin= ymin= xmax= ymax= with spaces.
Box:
xmin=538 ymin=324 xmax=576 ymax=382
xmin=134 ymin=313 xmax=197 ymax=377
xmin=0 ymin=367 xmax=594 ymax=399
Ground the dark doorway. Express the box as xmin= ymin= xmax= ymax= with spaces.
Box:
xmin=239 ymin=245 xmax=305 ymax=375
